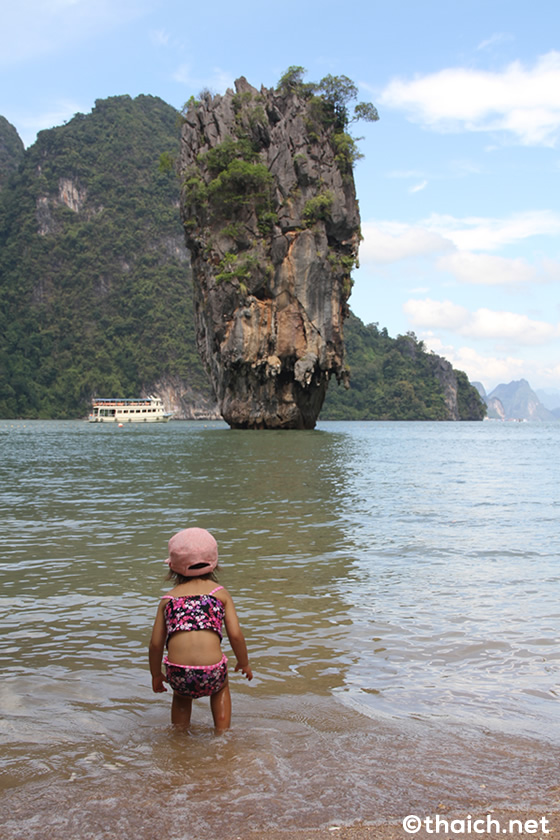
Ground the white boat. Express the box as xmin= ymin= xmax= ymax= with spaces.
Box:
xmin=88 ymin=396 xmax=174 ymax=423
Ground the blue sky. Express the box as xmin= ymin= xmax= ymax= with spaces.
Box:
xmin=2 ymin=0 xmax=560 ymax=393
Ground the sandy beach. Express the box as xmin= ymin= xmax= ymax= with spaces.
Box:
xmin=242 ymin=809 xmax=560 ymax=840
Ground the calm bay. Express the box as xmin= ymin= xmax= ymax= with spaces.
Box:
xmin=1 ymin=419 xmax=559 ymax=838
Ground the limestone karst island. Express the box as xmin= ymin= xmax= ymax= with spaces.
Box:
xmin=0 ymin=68 xmax=486 ymax=424
xmin=180 ymin=70 xmax=370 ymax=429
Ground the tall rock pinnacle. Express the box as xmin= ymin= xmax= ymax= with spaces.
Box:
xmin=179 ymin=73 xmax=367 ymax=429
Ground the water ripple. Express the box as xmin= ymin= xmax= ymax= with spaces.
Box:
xmin=1 ymin=419 xmax=559 ymax=836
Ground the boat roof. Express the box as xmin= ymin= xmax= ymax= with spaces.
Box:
xmin=92 ymin=397 xmax=159 ymax=404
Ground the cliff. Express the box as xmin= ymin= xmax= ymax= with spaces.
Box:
xmin=481 ymin=379 xmax=557 ymax=421
xmin=322 ymin=321 xmax=485 ymax=420
xmin=425 ymin=352 xmax=485 ymax=420
xmin=0 ymin=116 xmax=24 ymax=191
xmin=0 ymin=95 xmax=215 ymax=419
xmin=179 ymin=76 xmax=363 ymax=429
xmin=0 ymin=93 xmax=484 ymax=422
xmin=535 ymin=387 xmax=560 ymax=413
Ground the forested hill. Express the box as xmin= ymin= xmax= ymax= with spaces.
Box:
xmin=0 ymin=95 xmax=485 ymax=421
xmin=321 ymin=315 xmax=484 ymax=421
xmin=0 ymin=116 xmax=24 ymax=190
xmin=0 ymin=95 xmax=215 ymax=419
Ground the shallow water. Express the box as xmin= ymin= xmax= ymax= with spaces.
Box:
xmin=1 ymin=419 xmax=559 ymax=838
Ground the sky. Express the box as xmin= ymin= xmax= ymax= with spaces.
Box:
xmin=2 ymin=0 xmax=560 ymax=394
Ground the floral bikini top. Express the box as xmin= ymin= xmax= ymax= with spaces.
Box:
xmin=161 ymin=586 xmax=225 ymax=644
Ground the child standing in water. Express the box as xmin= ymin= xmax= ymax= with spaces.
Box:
xmin=149 ymin=527 xmax=253 ymax=731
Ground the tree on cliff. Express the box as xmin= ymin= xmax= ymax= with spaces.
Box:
xmin=0 ymin=95 xmax=213 ymax=419
xmin=0 ymin=92 xmax=485 ymax=421
xmin=276 ymin=66 xmax=379 ymax=171
xmin=178 ymin=69 xmax=379 ymax=429
xmin=276 ymin=66 xmax=379 ymax=127
xmin=321 ymin=316 xmax=486 ymax=420
xmin=0 ymin=116 xmax=24 ymax=192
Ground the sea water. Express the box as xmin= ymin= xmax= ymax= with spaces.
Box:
xmin=1 ymin=419 xmax=559 ymax=838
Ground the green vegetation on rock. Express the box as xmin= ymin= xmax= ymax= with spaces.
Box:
xmin=321 ymin=315 xmax=486 ymax=420
xmin=0 ymin=95 xmax=211 ymax=419
xmin=277 ymin=65 xmax=378 ymax=177
xmin=0 ymin=92 xmax=485 ymax=421
xmin=302 ymin=191 xmax=334 ymax=226
xmin=0 ymin=116 xmax=24 ymax=190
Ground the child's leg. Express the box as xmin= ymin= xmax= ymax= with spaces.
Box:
xmin=171 ymin=691 xmax=192 ymax=727
xmin=210 ymin=681 xmax=231 ymax=732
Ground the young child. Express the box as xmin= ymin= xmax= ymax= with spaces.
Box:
xmin=149 ymin=527 xmax=253 ymax=731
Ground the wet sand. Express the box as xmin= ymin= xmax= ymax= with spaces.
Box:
xmin=2 ymin=422 xmax=559 ymax=840
xmin=242 ymin=809 xmax=560 ymax=840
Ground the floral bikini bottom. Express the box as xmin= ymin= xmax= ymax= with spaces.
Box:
xmin=163 ymin=654 xmax=228 ymax=698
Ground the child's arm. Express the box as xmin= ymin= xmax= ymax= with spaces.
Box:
xmin=148 ymin=602 xmax=168 ymax=693
xmin=223 ymin=595 xmax=253 ymax=681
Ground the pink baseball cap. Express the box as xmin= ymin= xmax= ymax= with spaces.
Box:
xmin=165 ymin=527 xmax=218 ymax=577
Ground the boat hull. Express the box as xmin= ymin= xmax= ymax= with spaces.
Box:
xmin=88 ymin=414 xmax=172 ymax=423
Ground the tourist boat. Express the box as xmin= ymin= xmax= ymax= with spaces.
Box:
xmin=88 ymin=396 xmax=174 ymax=423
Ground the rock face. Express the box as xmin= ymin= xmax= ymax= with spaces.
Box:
xmin=486 ymin=379 xmax=556 ymax=421
xmin=0 ymin=95 xmax=220 ymax=420
xmin=426 ymin=353 xmax=483 ymax=420
xmin=178 ymin=77 xmax=361 ymax=429
xmin=151 ymin=376 xmax=220 ymax=421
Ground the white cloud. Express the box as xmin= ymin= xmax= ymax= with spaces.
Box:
xmin=360 ymin=210 xmax=560 ymax=270
xmin=404 ymin=298 xmax=467 ymax=330
xmin=405 ymin=298 xmax=559 ymax=345
xmin=437 ymin=251 xmax=537 ymax=286
xmin=379 ymin=51 xmax=560 ymax=146
xmin=464 ymin=309 xmax=558 ymax=344
xmin=541 ymin=259 xmax=560 ymax=283
xmin=423 ymin=337 xmax=526 ymax=388
xmin=423 ymin=336 xmax=560 ymax=392
xmin=541 ymin=360 xmax=560 ymax=383
xmin=409 ymin=180 xmax=428 ymax=194
xmin=424 ymin=209 xmax=560 ymax=251
xmin=476 ymin=33 xmax=514 ymax=52
xmin=360 ymin=221 xmax=453 ymax=264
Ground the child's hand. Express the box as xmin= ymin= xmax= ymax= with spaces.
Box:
xmin=152 ymin=673 xmax=168 ymax=693
xmin=234 ymin=662 xmax=253 ymax=681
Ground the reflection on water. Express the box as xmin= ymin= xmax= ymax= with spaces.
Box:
xmin=1 ymin=419 xmax=559 ymax=838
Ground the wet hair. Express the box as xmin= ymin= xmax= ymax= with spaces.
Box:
xmin=165 ymin=564 xmax=219 ymax=585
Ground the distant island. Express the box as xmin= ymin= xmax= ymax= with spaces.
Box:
xmin=474 ymin=380 xmax=560 ymax=421
xmin=0 ymin=93 xmax=485 ymax=422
